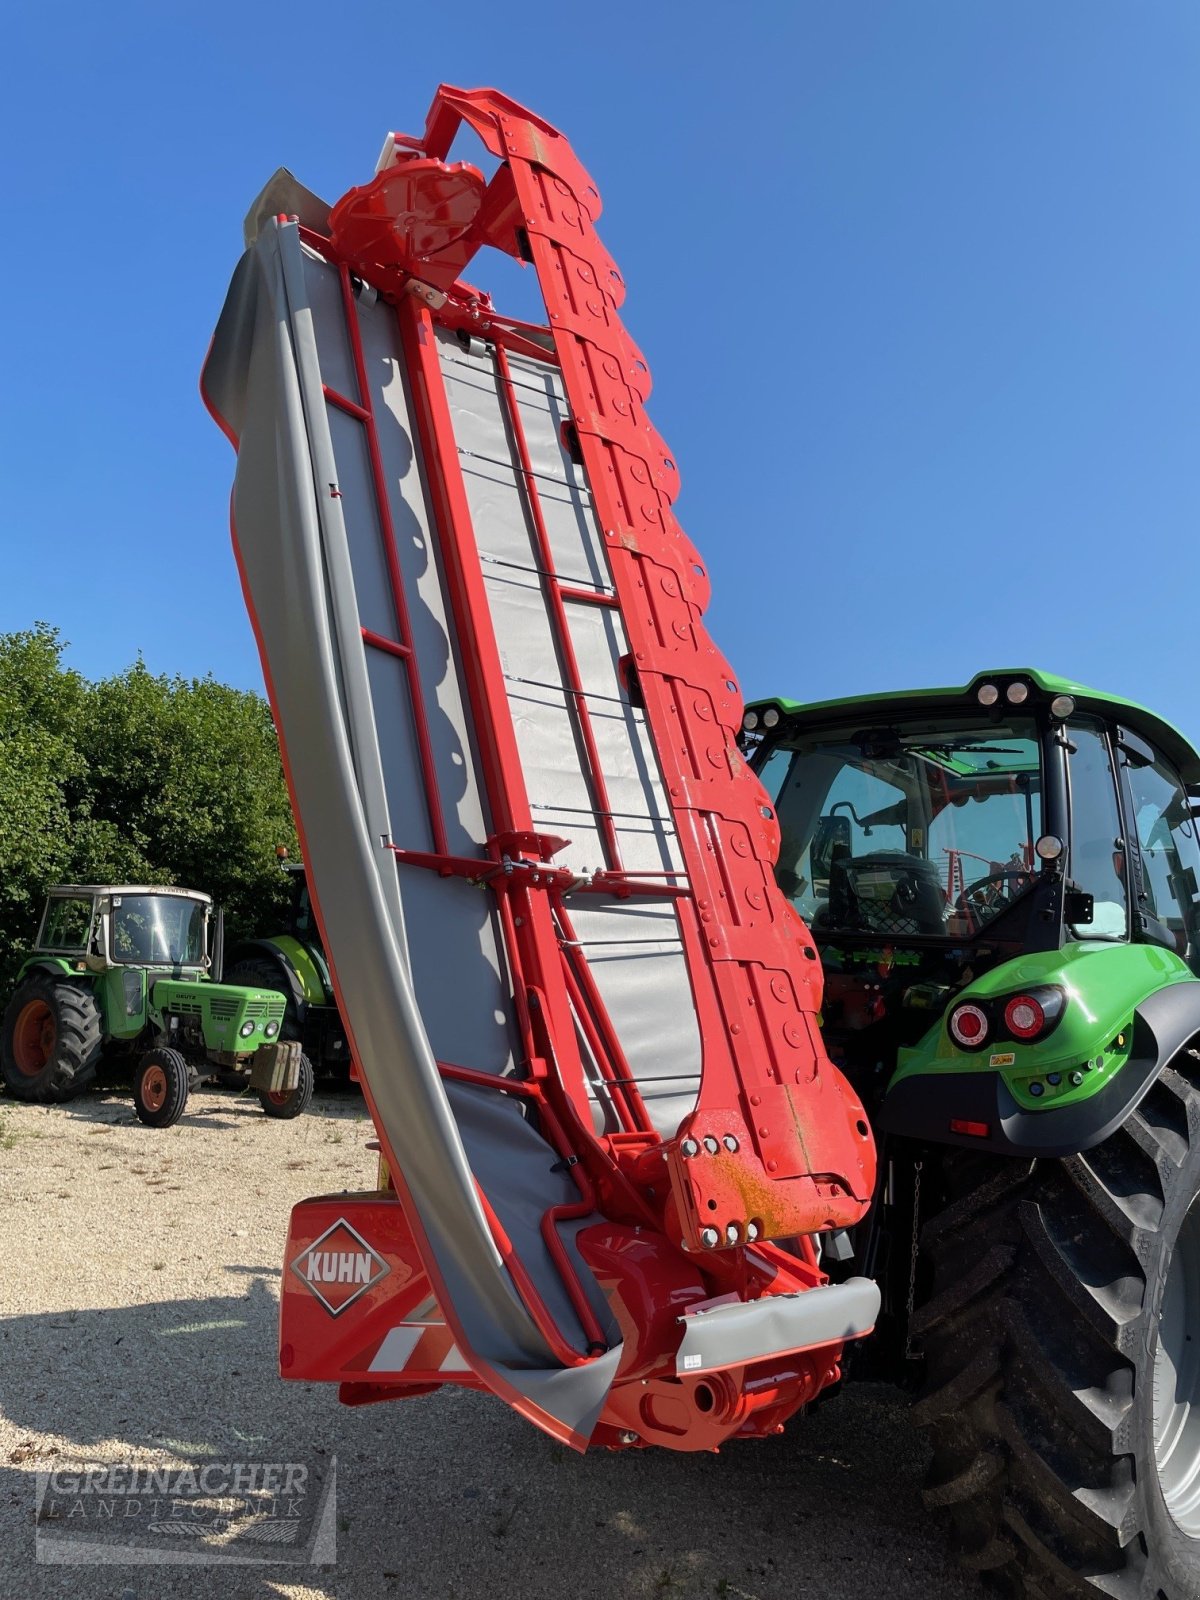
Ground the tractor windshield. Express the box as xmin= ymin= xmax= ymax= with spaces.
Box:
xmin=111 ymin=895 xmax=208 ymax=967
xmin=757 ymin=715 xmax=1044 ymax=940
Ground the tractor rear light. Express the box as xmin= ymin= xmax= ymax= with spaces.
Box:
xmin=949 ymin=1003 xmax=989 ymax=1049
xmin=999 ymin=984 xmax=1066 ymax=1042
xmin=950 ymin=1118 xmax=990 ymax=1138
xmin=1004 ymin=995 xmax=1045 ymax=1040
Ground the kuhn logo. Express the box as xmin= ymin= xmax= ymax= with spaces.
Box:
xmin=290 ymin=1219 xmax=389 ymax=1316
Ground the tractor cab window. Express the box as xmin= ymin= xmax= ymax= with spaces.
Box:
xmin=761 ymin=716 xmax=1043 ymax=940
xmin=111 ymin=895 xmax=207 ymax=967
xmin=40 ymin=897 xmax=94 ymax=952
xmin=1118 ymin=735 xmax=1200 ymax=970
xmin=1065 ymin=724 xmax=1128 ymax=941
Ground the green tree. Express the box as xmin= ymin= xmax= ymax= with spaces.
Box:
xmin=0 ymin=625 xmax=297 ymax=986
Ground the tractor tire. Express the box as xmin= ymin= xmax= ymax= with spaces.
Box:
xmin=226 ymin=957 xmax=302 ymax=1039
xmin=258 ymin=1053 xmax=314 ymax=1120
xmin=133 ymin=1048 xmax=190 ymax=1129
xmin=913 ymin=1049 xmax=1200 ymax=1598
xmin=0 ymin=974 xmax=102 ymax=1103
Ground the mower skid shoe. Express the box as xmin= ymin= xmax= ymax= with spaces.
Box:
xmin=204 ymin=83 xmax=877 ymax=1451
xmin=675 ymin=1277 xmax=881 ymax=1377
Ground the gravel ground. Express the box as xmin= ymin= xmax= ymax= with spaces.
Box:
xmin=0 ymin=1087 xmax=982 ymax=1600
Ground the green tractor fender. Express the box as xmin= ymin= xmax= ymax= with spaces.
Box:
xmin=226 ymin=936 xmax=328 ymax=1017
xmin=14 ymin=955 xmax=84 ymax=983
xmin=879 ymin=942 xmax=1200 ymax=1157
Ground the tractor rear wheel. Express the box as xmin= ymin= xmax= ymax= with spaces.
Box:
xmin=914 ymin=1049 xmax=1200 ymax=1597
xmin=133 ymin=1048 xmax=190 ymax=1129
xmin=0 ymin=975 xmax=102 ymax=1102
xmin=257 ymin=1053 xmax=314 ymax=1120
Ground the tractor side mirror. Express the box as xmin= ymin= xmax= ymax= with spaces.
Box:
xmin=811 ymin=814 xmax=852 ymax=882
xmin=1064 ymin=890 xmax=1094 ymax=925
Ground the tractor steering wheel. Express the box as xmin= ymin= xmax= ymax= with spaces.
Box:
xmin=954 ymin=868 xmax=1033 ymax=925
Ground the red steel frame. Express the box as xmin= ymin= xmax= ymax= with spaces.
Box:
xmin=219 ymin=86 xmax=881 ymax=1450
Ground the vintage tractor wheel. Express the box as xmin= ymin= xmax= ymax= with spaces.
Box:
xmin=257 ymin=1052 xmax=314 ymax=1120
xmin=226 ymin=957 xmax=302 ymax=1039
xmin=0 ymin=974 xmax=102 ymax=1103
xmin=133 ymin=1048 xmax=191 ymax=1129
xmin=914 ymin=1050 xmax=1200 ymax=1598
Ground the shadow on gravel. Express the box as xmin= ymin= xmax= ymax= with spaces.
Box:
xmin=0 ymin=1262 xmax=982 ymax=1600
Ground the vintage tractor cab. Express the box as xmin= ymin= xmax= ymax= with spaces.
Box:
xmin=225 ymin=853 xmax=350 ymax=1078
xmin=0 ymin=884 xmax=314 ymax=1126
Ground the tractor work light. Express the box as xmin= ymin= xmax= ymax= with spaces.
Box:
xmin=976 ymin=683 xmax=1000 ymax=707
xmin=1006 ymin=681 xmax=1030 ymax=705
xmin=1035 ymin=834 xmax=1064 ymax=861
xmin=948 ymin=1002 xmax=989 ymax=1049
xmin=239 ymin=1020 xmax=256 ymax=1038
xmin=1050 ymin=694 xmax=1076 ymax=719
xmin=742 ymin=711 xmax=759 ymax=732
xmin=762 ymin=707 xmax=781 ymax=729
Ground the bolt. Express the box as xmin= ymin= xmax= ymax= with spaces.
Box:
xmin=703 ymin=1136 xmax=720 ymax=1155
xmin=619 ymin=1430 xmax=639 ymax=1445
xmin=1070 ymin=1070 xmax=1084 ymax=1086
xmin=725 ymin=1224 xmax=740 ymax=1246
xmin=746 ymin=1223 xmax=760 ymax=1242
xmin=699 ymin=1227 xmax=720 ymax=1248
xmin=681 ymin=1138 xmax=699 ymax=1158
xmin=723 ymin=1134 xmax=739 ymax=1153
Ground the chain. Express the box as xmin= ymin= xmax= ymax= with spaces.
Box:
xmin=904 ymin=1159 xmax=924 ymax=1361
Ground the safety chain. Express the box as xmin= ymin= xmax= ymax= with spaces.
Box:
xmin=904 ymin=1159 xmax=924 ymax=1361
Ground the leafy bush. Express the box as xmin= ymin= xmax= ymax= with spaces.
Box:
xmin=0 ymin=625 xmax=297 ymax=985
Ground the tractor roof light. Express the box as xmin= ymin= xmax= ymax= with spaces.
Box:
xmin=976 ymin=683 xmax=1000 ymax=707
xmin=949 ymin=1002 xmax=989 ymax=1050
xmin=742 ymin=710 xmax=759 ymax=732
xmin=1050 ymin=694 xmax=1076 ymax=720
xmin=762 ymin=707 xmax=781 ymax=729
xmin=1006 ymin=681 xmax=1030 ymax=705
xmin=1035 ymin=834 xmax=1064 ymax=862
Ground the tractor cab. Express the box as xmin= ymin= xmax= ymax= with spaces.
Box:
xmin=36 ymin=884 xmax=213 ymax=973
xmin=745 ymin=670 xmax=1200 ymax=1122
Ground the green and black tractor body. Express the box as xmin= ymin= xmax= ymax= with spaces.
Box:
xmin=746 ymin=668 xmax=1200 ymax=1597
xmin=1 ymin=885 xmax=315 ymax=1125
xmin=227 ymin=862 xmax=350 ymax=1078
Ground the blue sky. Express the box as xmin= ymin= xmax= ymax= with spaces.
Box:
xmin=3 ymin=3 xmax=1198 ymax=740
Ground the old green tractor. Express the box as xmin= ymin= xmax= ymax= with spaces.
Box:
xmin=0 ymin=885 xmax=315 ymax=1126
xmin=743 ymin=667 xmax=1200 ymax=1597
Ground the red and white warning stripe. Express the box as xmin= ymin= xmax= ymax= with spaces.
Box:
xmin=366 ymin=1296 xmax=469 ymax=1374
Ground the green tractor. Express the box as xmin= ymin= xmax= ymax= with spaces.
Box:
xmin=226 ymin=854 xmax=350 ymax=1079
xmin=744 ymin=667 xmax=1200 ymax=1597
xmin=0 ymin=884 xmax=315 ymax=1126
